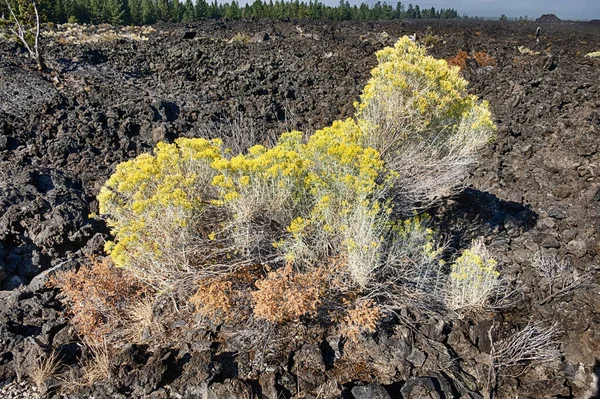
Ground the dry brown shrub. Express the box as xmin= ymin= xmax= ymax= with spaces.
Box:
xmin=512 ymin=56 xmax=531 ymax=66
xmin=339 ymin=299 xmax=382 ymax=342
xmin=473 ymin=51 xmax=497 ymax=67
xmin=49 ymin=257 xmax=148 ymax=343
xmin=252 ymin=264 xmax=325 ymax=324
xmin=189 ymin=265 xmax=260 ymax=323
xmin=190 ymin=278 xmax=241 ymax=323
xmin=447 ymin=50 xmax=469 ymax=69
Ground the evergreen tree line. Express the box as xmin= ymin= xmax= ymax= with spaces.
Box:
xmin=1 ymin=0 xmax=460 ymax=26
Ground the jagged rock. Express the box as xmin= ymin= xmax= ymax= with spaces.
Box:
xmin=400 ymin=376 xmax=454 ymax=399
xmin=207 ymin=380 xmax=252 ymax=399
xmin=351 ymin=383 xmax=390 ymax=399
xmin=567 ymin=239 xmax=587 ymax=258
xmin=0 ymin=167 xmax=94 ymax=288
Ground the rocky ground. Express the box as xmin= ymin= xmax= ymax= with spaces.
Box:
xmin=1 ymin=18 xmax=600 ymax=398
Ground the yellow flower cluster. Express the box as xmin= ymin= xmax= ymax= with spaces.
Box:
xmin=450 ymin=249 xmax=499 ymax=283
xmin=209 ymin=119 xmax=385 ymax=264
xmin=356 ymin=36 xmax=495 ymax=139
xmin=98 ymin=138 xmax=224 ymax=267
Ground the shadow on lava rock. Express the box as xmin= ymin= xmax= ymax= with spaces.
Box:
xmin=433 ymin=187 xmax=539 ymax=251
xmin=590 ymin=359 xmax=600 ymax=399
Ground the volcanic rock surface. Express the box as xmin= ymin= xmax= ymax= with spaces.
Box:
xmin=1 ymin=19 xmax=600 ymax=398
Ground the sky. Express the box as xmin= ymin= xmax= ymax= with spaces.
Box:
xmin=338 ymin=0 xmax=600 ymax=20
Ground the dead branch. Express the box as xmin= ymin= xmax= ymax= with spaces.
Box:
xmin=3 ymin=0 xmax=46 ymax=70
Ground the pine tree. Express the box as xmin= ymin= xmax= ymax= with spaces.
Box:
xmin=406 ymin=3 xmax=414 ymax=18
xmin=128 ymin=0 xmax=141 ymax=24
xmin=182 ymin=0 xmax=193 ymax=21
xmin=105 ymin=0 xmax=124 ymax=24
xmin=207 ymin=0 xmax=220 ymax=18
xmin=195 ymin=0 xmax=208 ymax=18
xmin=140 ymin=0 xmax=155 ymax=23
xmin=155 ymin=0 xmax=170 ymax=21
xmin=88 ymin=0 xmax=104 ymax=23
xmin=172 ymin=0 xmax=181 ymax=21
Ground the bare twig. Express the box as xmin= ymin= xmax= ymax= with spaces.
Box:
xmin=493 ymin=321 xmax=560 ymax=375
xmin=532 ymin=252 xmax=595 ymax=305
xmin=3 ymin=0 xmax=46 ymax=70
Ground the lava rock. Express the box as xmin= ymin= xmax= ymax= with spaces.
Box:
xmin=351 ymin=383 xmax=391 ymax=399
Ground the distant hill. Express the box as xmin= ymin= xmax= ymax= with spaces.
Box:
xmin=537 ymin=14 xmax=561 ymax=23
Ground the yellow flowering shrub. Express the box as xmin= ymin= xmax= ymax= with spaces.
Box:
xmin=356 ymin=36 xmax=496 ymax=210
xmin=211 ymin=119 xmax=385 ymax=276
xmin=357 ymin=36 xmax=493 ymax=137
xmin=97 ymin=137 xmax=224 ymax=287
xmin=95 ymin=37 xmax=500 ymax=334
xmin=447 ymin=239 xmax=500 ymax=312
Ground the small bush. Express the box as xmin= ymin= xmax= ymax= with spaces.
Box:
xmin=473 ymin=51 xmax=497 ymax=67
xmin=252 ymin=263 xmax=324 ymax=323
xmin=531 ymin=251 xmax=589 ymax=305
xmin=446 ymin=239 xmax=500 ymax=313
xmin=357 ymin=38 xmax=495 ymax=210
xmin=362 ymin=214 xmax=447 ymax=314
xmin=340 ymin=299 xmax=382 ymax=342
xmin=447 ymin=50 xmax=469 ymax=69
xmin=493 ymin=321 xmax=560 ymax=374
xmin=97 ymin=138 xmax=224 ymax=288
xmin=229 ymin=32 xmax=251 ymax=44
xmin=189 ymin=272 xmax=254 ymax=324
xmin=448 ymin=50 xmax=497 ymax=70
xmin=49 ymin=258 xmax=147 ymax=343
xmin=422 ymin=33 xmax=441 ymax=47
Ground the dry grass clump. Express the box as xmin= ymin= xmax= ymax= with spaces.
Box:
xmin=29 ymin=350 xmax=62 ymax=393
xmin=124 ymin=296 xmax=157 ymax=342
xmin=59 ymin=341 xmax=112 ymax=393
xmin=49 ymin=257 xmax=148 ymax=343
xmin=44 ymin=24 xmax=155 ymax=45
